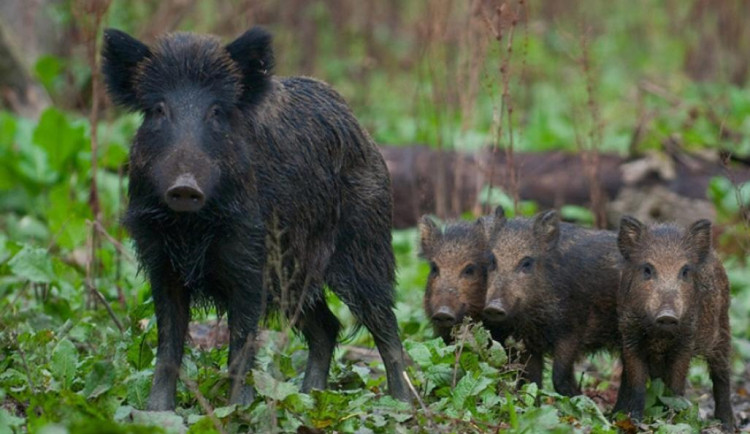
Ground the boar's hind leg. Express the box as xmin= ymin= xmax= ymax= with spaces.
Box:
xmin=327 ymin=273 xmax=410 ymax=401
xmin=227 ymin=293 xmax=263 ymax=406
xmin=707 ymin=339 xmax=734 ymax=431
xmin=359 ymin=302 xmax=410 ymax=402
xmin=148 ymin=274 xmax=191 ymax=411
xmin=298 ymin=296 xmax=341 ymax=392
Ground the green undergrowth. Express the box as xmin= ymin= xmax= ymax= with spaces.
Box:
xmin=0 ymin=107 xmax=747 ymax=432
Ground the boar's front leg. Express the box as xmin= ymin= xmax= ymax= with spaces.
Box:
xmin=664 ymin=349 xmax=692 ymax=396
xmin=552 ymin=335 xmax=582 ymax=396
xmin=519 ymin=350 xmax=544 ymax=390
xmin=148 ymin=271 xmax=191 ymax=411
xmin=226 ymin=277 xmax=264 ymax=406
xmin=707 ymin=338 xmax=734 ymax=431
xmin=613 ymin=347 xmax=648 ymax=421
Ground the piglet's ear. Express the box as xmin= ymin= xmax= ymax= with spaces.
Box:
xmin=418 ymin=216 xmax=441 ymax=258
xmin=683 ymin=219 xmax=712 ymax=264
xmin=102 ymin=29 xmax=151 ymax=110
xmin=476 ymin=215 xmax=494 ymax=240
xmin=533 ymin=209 xmax=560 ymax=251
xmin=491 ymin=205 xmax=508 ymax=236
xmin=226 ymin=27 xmax=275 ymax=105
xmin=617 ymin=216 xmax=646 ymax=261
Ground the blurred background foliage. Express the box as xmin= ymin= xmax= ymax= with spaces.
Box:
xmin=0 ymin=0 xmax=749 ymax=432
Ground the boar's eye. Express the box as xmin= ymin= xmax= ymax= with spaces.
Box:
xmin=207 ymin=104 xmax=223 ymax=120
xmin=152 ymin=101 xmax=167 ymax=118
xmin=679 ymin=265 xmax=691 ymax=280
xmin=642 ymin=263 xmax=654 ymax=280
xmin=429 ymin=262 xmax=439 ymax=276
xmin=518 ymin=256 xmax=534 ymax=273
xmin=462 ymin=264 xmax=477 ymax=277
xmin=488 ymin=254 xmax=497 ymax=271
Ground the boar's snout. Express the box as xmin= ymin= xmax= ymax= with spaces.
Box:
xmin=483 ymin=299 xmax=507 ymax=323
xmin=431 ymin=306 xmax=457 ymax=327
xmin=655 ymin=308 xmax=679 ymax=330
xmin=166 ymin=173 xmax=205 ymax=212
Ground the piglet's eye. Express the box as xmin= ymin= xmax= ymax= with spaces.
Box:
xmin=462 ymin=264 xmax=476 ymax=277
xmin=642 ymin=264 xmax=654 ymax=280
xmin=429 ymin=262 xmax=439 ymax=276
xmin=518 ymin=256 xmax=534 ymax=273
xmin=679 ymin=265 xmax=691 ymax=280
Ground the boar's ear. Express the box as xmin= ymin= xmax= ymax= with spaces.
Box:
xmin=683 ymin=219 xmax=712 ymax=264
xmin=491 ymin=206 xmax=508 ymax=236
xmin=102 ymin=29 xmax=152 ymax=110
xmin=226 ymin=27 xmax=275 ymax=105
xmin=476 ymin=215 xmax=494 ymax=240
xmin=617 ymin=216 xmax=646 ymax=261
xmin=418 ymin=216 xmax=441 ymax=257
xmin=533 ymin=210 xmax=560 ymax=251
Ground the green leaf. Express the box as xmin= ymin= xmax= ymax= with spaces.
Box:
xmin=34 ymin=55 xmax=63 ymax=90
xmin=83 ymin=361 xmax=115 ymax=399
xmin=32 ymin=108 xmax=88 ymax=174
xmin=404 ymin=341 xmax=433 ymax=367
xmin=46 ymin=184 xmax=91 ymax=249
xmin=658 ymin=395 xmax=692 ymax=412
xmin=131 ymin=409 xmax=185 ymax=433
xmin=451 ymin=372 xmax=492 ymax=409
xmin=253 ymin=369 xmax=298 ymax=402
xmin=125 ymin=371 xmax=152 ymax=409
xmin=560 ymin=205 xmax=595 ymax=226
xmin=8 ymin=244 xmax=56 ymax=283
xmin=212 ymin=405 xmax=237 ymax=418
xmin=50 ymin=338 xmax=78 ymax=389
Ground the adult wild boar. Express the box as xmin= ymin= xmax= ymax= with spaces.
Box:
xmin=102 ymin=27 xmax=409 ymax=410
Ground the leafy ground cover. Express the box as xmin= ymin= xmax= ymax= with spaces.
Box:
xmin=2 ymin=1 xmax=750 ymax=432
xmin=0 ymin=109 xmax=748 ymax=432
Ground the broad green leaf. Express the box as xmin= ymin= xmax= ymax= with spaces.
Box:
xmin=8 ymin=245 xmax=55 ymax=283
xmin=34 ymin=55 xmax=63 ymax=90
xmin=451 ymin=372 xmax=492 ymax=409
xmin=560 ymin=205 xmax=595 ymax=226
xmin=131 ymin=410 xmax=185 ymax=434
xmin=125 ymin=371 xmax=152 ymax=409
xmin=46 ymin=184 xmax=91 ymax=250
xmin=50 ymin=338 xmax=78 ymax=389
xmin=83 ymin=361 xmax=115 ymax=399
xmin=33 ymin=108 xmax=88 ymax=174
xmin=253 ymin=369 xmax=298 ymax=401
xmin=404 ymin=341 xmax=432 ymax=367
xmin=0 ymin=407 xmax=25 ymax=434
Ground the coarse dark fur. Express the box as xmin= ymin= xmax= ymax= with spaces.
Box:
xmin=418 ymin=216 xmax=509 ymax=344
xmin=102 ymin=27 xmax=409 ymax=410
xmin=482 ymin=206 xmax=621 ymax=395
xmin=613 ymin=217 xmax=733 ymax=431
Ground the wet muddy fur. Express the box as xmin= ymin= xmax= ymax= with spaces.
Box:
xmin=613 ymin=217 xmax=733 ymax=430
xmin=102 ymin=27 xmax=409 ymax=410
xmin=483 ymin=206 xmax=621 ymax=395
